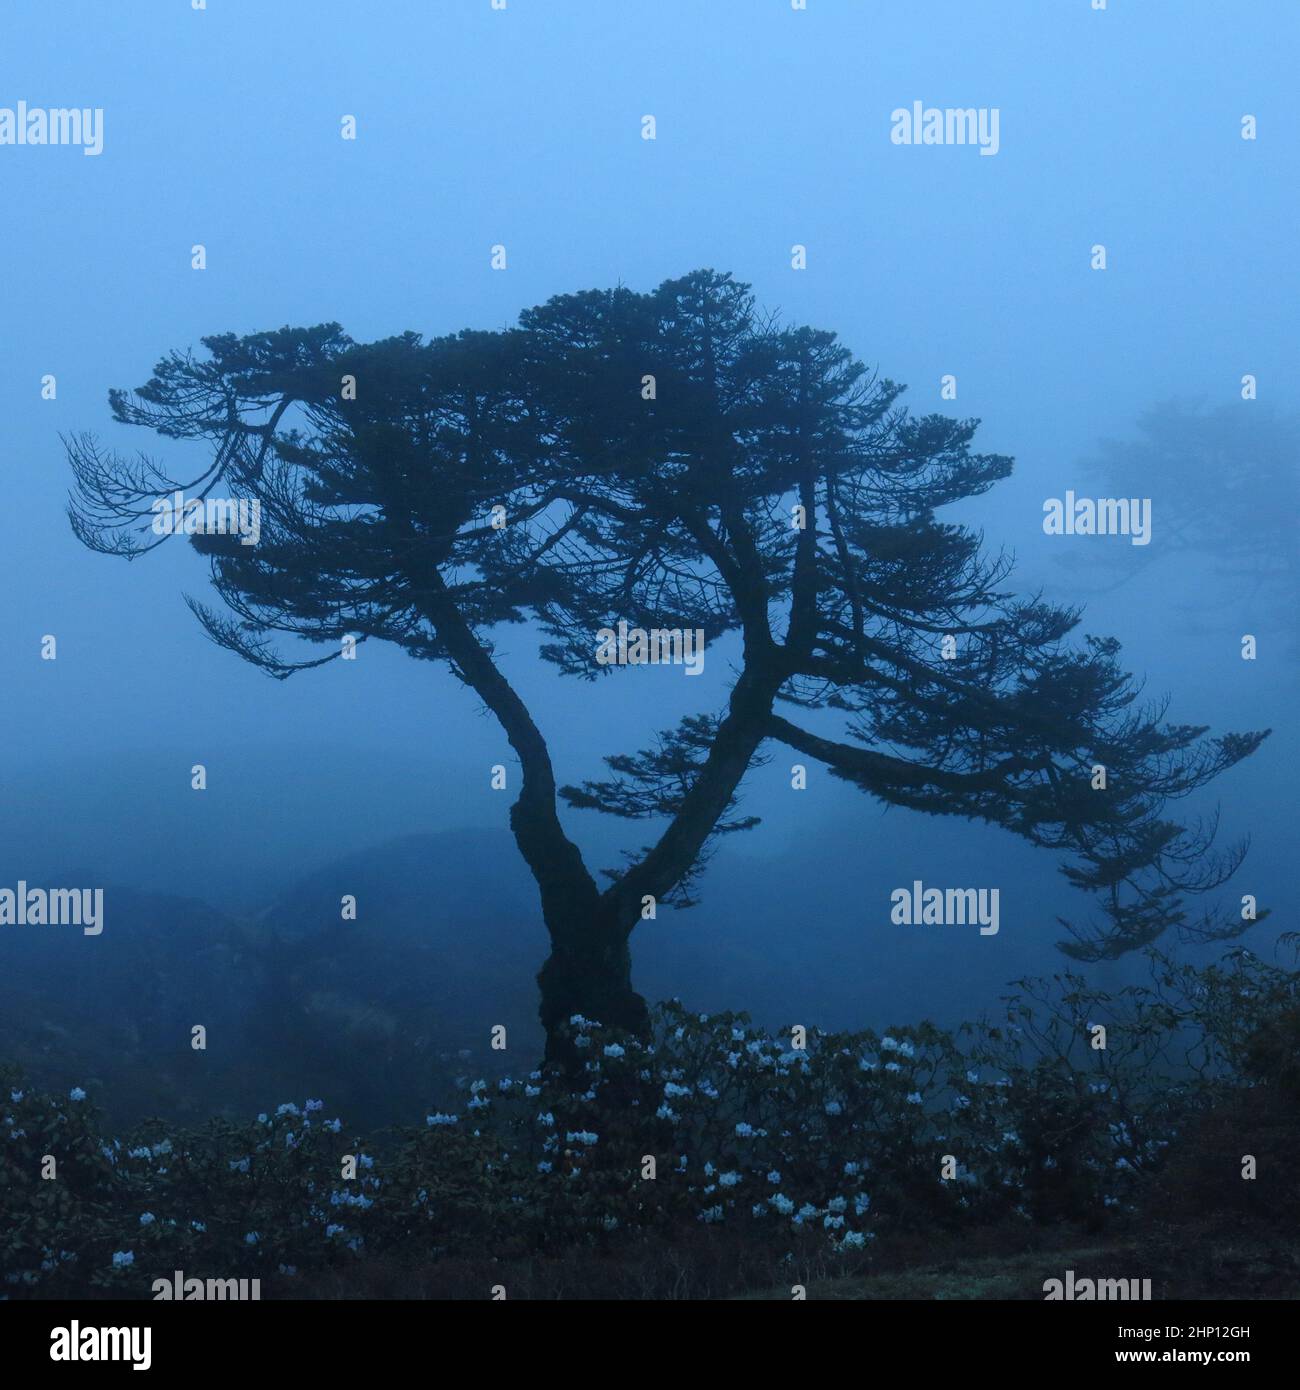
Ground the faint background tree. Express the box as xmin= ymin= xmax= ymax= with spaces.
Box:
xmin=1060 ymin=401 xmax=1298 ymax=647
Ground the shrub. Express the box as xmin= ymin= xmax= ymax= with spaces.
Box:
xmin=3 ymin=947 xmax=1296 ymax=1298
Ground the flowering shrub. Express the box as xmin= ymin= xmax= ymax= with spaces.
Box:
xmin=3 ymin=947 xmax=1296 ymax=1297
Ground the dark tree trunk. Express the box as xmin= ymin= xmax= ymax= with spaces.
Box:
xmin=537 ymin=905 xmax=650 ymax=1070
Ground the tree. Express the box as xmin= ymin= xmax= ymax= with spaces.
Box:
xmin=1062 ymin=401 xmax=1299 ymax=648
xmin=66 ymin=270 xmax=1269 ymax=1064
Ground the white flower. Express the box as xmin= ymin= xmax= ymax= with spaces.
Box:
xmin=771 ymin=1193 xmax=795 ymax=1215
xmin=111 ymin=1250 xmax=134 ymax=1267
xmin=244 ymin=1231 xmax=260 ymax=1245
xmin=766 ymin=1169 xmax=782 ymax=1184
xmin=565 ymin=1130 xmax=598 ymax=1146
xmin=825 ymin=1100 xmax=843 ymax=1116
xmin=840 ymin=1230 xmax=868 ymax=1250
xmin=305 ymin=1099 xmax=324 ymax=1112
xmin=138 ymin=1212 xmax=155 ymax=1226
xmin=718 ymin=1171 xmax=741 ymax=1188
xmin=906 ymin=1091 xmax=923 ymax=1105
xmin=603 ymin=1044 xmax=625 ymax=1059
xmin=69 ymin=1087 xmax=87 ymax=1102
xmin=426 ymin=1113 xmax=459 ymax=1126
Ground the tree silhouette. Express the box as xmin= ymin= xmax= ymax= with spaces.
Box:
xmin=67 ymin=271 xmax=1269 ymax=1063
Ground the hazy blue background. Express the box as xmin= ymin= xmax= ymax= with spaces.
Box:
xmin=1 ymin=1 xmax=1294 ymax=1080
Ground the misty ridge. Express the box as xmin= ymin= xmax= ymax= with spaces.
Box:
xmin=0 ymin=814 xmax=1121 ymax=1131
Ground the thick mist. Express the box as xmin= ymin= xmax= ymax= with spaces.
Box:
xmin=1 ymin=0 xmax=1293 ymax=1108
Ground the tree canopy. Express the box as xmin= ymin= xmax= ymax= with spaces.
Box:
xmin=67 ymin=270 xmax=1269 ymax=1051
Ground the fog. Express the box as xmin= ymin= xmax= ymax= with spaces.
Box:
xmin=1 ymin=0 xmax=1293 ymax=1116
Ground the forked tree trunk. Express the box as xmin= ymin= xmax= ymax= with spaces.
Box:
xmin=537 ymin=905 xmax=650 ymax=1069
